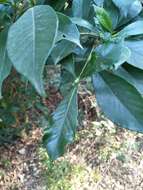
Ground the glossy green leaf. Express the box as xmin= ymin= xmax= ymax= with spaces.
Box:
xmin=93 ymin=0 xmax=104 ymax=6
xmin=74 ymin=47 xmax=97 ymax=78
xmin=60 ymin=55 xmax=76 ymax=95
xmin=51 ymin=40 xmax=76 ymax=64
xmin=71 ymin=17 xmax=94 ymax=31
xmin=112 ymin=0 xmax=142 ymax=18
xmin=62 ymin=55 xmax=76 ymax=78
xmin=95 ymin=41 xmax=131 ymax=70
xmin=120 ymin=21 xmax=143 ymax=38
xmin=57 ymin=13 xmax=81 ymax=48
xmin=114 ymin=65 xmax=143 ymax=95
xmin=0 ymin=28 xmax=12 ymax=98
xmin=43 ymin=87 xmax=78 ymax=160
xmin=93 ymin=71 xmax=143 ymax=132
xmin=0 ymin=4 xmax=11 ymax=27
xmin=104 ymin=0 xmax=142 ymax=29
xmin=79 ymin=52 xmax=97 ymax=78
xmin=126 ymin=0 xmax=142 ymax=18
xmin=72 ymin=0 xmax=91 ymax=19
xmin=104 ymin=0 xmax=120 ymax=29
xmin=7 ymin=5 xmax=58 ymax=96
xmin=123 ymin=65 xmax=143 ymax=95
xmin=94 ymin=5 xmax=112 ymax=32
xmin=113 ymin=67 xmax=135 ymax=87
xmin=125 ymin=40 xmax=143 ymax=69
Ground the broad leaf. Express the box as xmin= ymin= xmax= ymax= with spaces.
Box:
xmin=123 ymin=65 xmax=143 ymax=95
xmin=57 ymin=13 xmax=81 ymax=47
xmin=112 ymin=0 xmax=142 ymax=18
xmin=104 ymin=0 xmax=120 ymax=29
xmin=7 ymin=5 xmax=58 ymax=96
xmin=120 ymin=21 xmax=143 ymax=38
xmin=82 ymin=52 xmax=97 ymax=77
xmin=0 ymin=28 xmax=12 ymax=98
xmin=0 ymin=4 xmax=11 ymax=27
xmin=43 ymin=86 xmax=78 ymax=160
xmin=60 ymin=55 xmax=76 ymax=95
xmin=62 ymin=55 xmax=76 ymax=78
xmin=104 ymin=0 xmax=142 ymax=29
xmin=71 ymin=17 xmax=94 ymax=31
xmin=93 ymin=0 xmax=104 ymax=6
xmin=95 ymin=41 xmax=131 ymax=70
xmin=94 ymin=5 xmax=112 ymax=32
xmin=114 ymin=65 xmax=143 ymax=95
xmin=72 ymin=0 xmax=91 ymax=20
xmin=74 ymin=48 xmax=97 ymax=78
xmin=126 ymin=0 xmax=142 ymax=18
xmin=125 ymin=40 xmax=143 ymax=69
xmin=51 ymin=40 xmax=76 ymax=64
xmin=93 ymin=71 xmax=143 ymax=132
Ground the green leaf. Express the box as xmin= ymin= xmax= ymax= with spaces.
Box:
xmin=94 ymin=5 xmax=112 ymax=32
xmin=93 ymin=0 xmax=104 ymax=6
xmin=51 ymin=40 xmax=76 ymax=64
xmin=125 ymin=40 xmax=143 ymax=69
xmin=114 ymin=65 xmax=143 ymax=95
xmin=0 ymin=0 xmax=7 ymax=3
xmin=57 ymin=13 xmax=81 ymax=48
xmin=104 ymin=0 xmax=120 ymax=29
xmin=74 ymin=47 xmax=97 ymax=78
xmin=0 ymin=28 xmax=12 ymax=98
xmin=43 ymin=86 xmax=78 ymax=160
xmin=7 ymin=5 xmax=58 ymax=96
xmin=71 ymin=17 xmax=94 ymax=31
xmin=104 ymin=0 xmax=142 ymax=29
xmin=72 ymin=0 xmax=91 ymax=19
xmin=0 ymin=5 xmax=11 ymax=27
xmin=95 ymin=41 xmax=131 ymax=70
xmin=112 ymin=0 xmax=142 ymax=18
xmin=123 ymin=65 xmax=143 ymax=95
xmin=93 ymin=71 xmax=143 ymax=132
xmin=77 ymin=52 xmax=97 ymax=78
xmin=113 ymin=67 xmax=135 ymax=87
xmin=62 ymin=55 xmax=76 ymax=78
xmin=60 ymin=55 xmax=76 ymax=95
xmin=120 ymin=21 xmax=143 ymax=38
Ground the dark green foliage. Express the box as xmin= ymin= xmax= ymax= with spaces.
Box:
xmin=0 ymin=0 xmax=143 ymax=159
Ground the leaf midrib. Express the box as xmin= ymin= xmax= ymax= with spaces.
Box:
xmin=57 ymin=87 xmax=77 ymax=141
xmin=101 ymin=74 xmax=143 ymax=126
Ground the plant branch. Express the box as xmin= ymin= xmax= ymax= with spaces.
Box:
xmin=73 ymin=45 xmax=96 ymax=85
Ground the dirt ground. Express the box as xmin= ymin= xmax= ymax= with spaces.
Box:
xmin=1 ymin=86 xmax=143 ymax=190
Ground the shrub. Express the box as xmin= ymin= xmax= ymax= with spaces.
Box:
xmin=1 ymin=0 xmax=143 ymax=159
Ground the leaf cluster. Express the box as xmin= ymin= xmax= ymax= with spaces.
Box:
xmin=1 ymin=0 xmax=143 ymax=159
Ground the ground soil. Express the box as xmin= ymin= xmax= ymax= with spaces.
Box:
xmin=0 ymin=86 xmax=143 ymax=190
